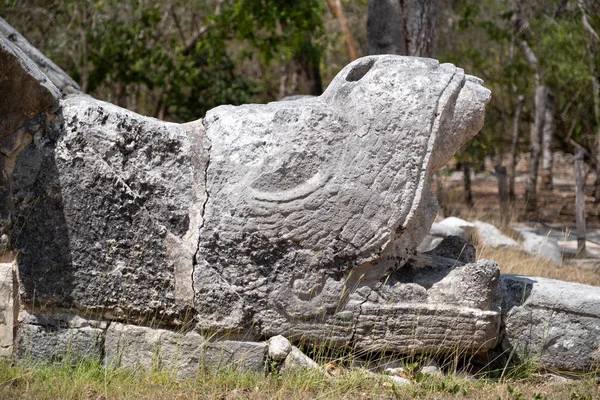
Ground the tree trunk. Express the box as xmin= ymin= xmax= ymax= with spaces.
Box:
xmin=578 ymin=0 xmax=600 ymax=202
xmin=575 ymin=147 xmax=587 ymax=257
xmin=513 ymin=7 xmax=546 ymax=211
xmin=541 ymin=90 xmax=555 ymax=191
xmin=509 ymin=94 xmax=524 ymax=202
xmin=525 ymin=85 xmax=547 ymax=211
xmin=495 ymin=165 xmax=509 ymax=227
xmin=326 ymin=0 xmax=358 ymax=62
xmin=367 ymin=0 xmax=405 ymax=55
xmin=293 ymin=54 xmax=323 ymax=96
xmin=401 ymin=0 xmax=438 ymax=57
xmin=463 ymin=162 xmax=474 ymax=207
xmin=367 ymin=0 xmax=439 ymax=57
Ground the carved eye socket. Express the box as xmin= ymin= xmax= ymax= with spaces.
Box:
xmin=345 ymin=58 xmax=376 ymax=82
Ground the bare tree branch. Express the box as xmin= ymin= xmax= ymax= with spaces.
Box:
xmin=326 ymin=0 xmax=358 ymax=61
xmin=579 ymin=0 xmax=599 ymax=42
xmin=183 ymin=0 xmax=225 ymax=56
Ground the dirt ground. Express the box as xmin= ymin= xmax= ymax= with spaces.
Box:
xmin=437 ymin=151 xmax=600 ymax=230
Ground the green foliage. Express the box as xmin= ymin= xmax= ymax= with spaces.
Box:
xmin=440 ymin=0 xmax=600 ymax=162
xmin=0 ymin=0 xmax=325 ymax=121
xmin=224 ymin=0 xmax=325 ymax=64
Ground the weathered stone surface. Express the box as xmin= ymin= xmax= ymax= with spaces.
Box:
xmin=0 ymin=35 xmax=61 ymax=229
xmin=388 ymin=375 xmax=412 ymax=386
xmin=475 ymin=221 xmax=520 ymax=249
xmin=4 ymin=53 xmax=492 ymax=356
xmin=267 ymin=335 xmax=292 ymax=361
xmin=159 ymin=329 xmax=205 ymax=378
xmin=16 ymin=312 xmax=105 ymax=363
xmin=429 ymin=222 xmax=466 ymax=239
xmin=501 ymin=275 xmax=600 ymax=372
xmin=105 ymin=322 xmax=265 ymax=374
xmin=418 ymin=217 xmax=476 ymax=253
xmin=416 ymin=235 xmax=443 ymax=252
xmin=195 ymin=56 xmax=490 ymax=338
xmin=0 ymin=34 xmax=60 ymax=139
xmin=11 ymin=96 xmax=207 ymax=318
xmin=0 ymin=255 xmax=16 ymax=357
xmin=0 ymin=17 xmax=80 ymax=95
xmin=105 ymin=323 xmax=168 ymax=370
xmin=352 ymin=258 xmax=501 ymax=353
xmin=203 ymin=340 xmax=267 ymax=373
xmin=105 ymin=322 xmax=209 ymax=376
xmin=280 ymin=346 xmax=321 ymax=374
xmin=438 ymin=217 xmax=475 ymax=238
xmin=517 ymin=229 xmax=562 ymax=264
xmin=424 ymin=235 xmax=476 ymax=263
xmin=420 ymin=359 xmax=440 ymax=376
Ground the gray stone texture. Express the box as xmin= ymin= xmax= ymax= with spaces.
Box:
xmin=0 ymin=16 xmax=81 ymax=95
xmin=196 ymin=56 xmax=491 ymax=340
xmin=517 ymin=229 xmax=562 ymax=264
xmin=424 ymin=235 xmax=476 ymax=263
xmin=2 ymin=37 xmax=497 ymax=359
xmin=105 ymin=322 xmax=266 ymax=375
xmin=280 ymin=346 xmax=321 ymax=374
xmin=475 ymin=221 xmax=520 ymax=249
xmin=15 ymin=312 xmax=105 ymax=363
xmin=0 ymin=34 xmax=60 ymax=139
xmin=438 ymin=217 xmax=475 ymax=236
xmin=203 ymin=340 xmax=267 ymax=373
xmin=267 ymin=335 xmax=292 ymax=361
xmin=501 ymin=275 xmax=600 ymax=372
xmin=0 ymin=34 xmax=61 ymax=230
xmin=11 ymin=96 xmax=207 ymax=319
xmin=429 ymin=222 xmax=466 ymax=239
xmin=352 ymin=258 xmax=501 ymax=353
xmin=0 ymin=257 xmax=16 ymax=357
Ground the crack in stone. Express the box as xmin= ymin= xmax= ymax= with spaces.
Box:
xmin=191 ymin=130 xmax=211 ymax=305
xmin=349 ymin=281 xmax=382 ymax=347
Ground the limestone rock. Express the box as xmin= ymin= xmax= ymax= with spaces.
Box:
xmin=429 ymin=222 xmax=466 ymax=239
xmin=280 ymin=346 xmax=321 ymax=374
xmin=11 ymin=96 xmax=207 ymax=317
xmin=267 ymin=335 xmax=292 ymax=361
xmin=203 ymin=340 xmax=267 ymax=373
xmin=438 ymin=217 xmax=475 ymax=238
xmin=3 ymin=53 xmax=492 ymax=356
xmin=501 ymin=275 xmax=600 ymax=372
xmin=104 ymin=323 xmax=207 ymax=376
xmin=159 ymin=330 xmax=206 ymax=378
xmin=420 ymin=365 xmax=440 ymax=376
xmin=418 ymin=218 xmax=476 ymax=253
xmin=105 ymin=323 xmax=170 ymax=371
xmin=416 ymin=235 xmax=443 ymax=252
xmin=0 ymin=257 xmax=16 ymax=357
xmin=105 ymin=322 xmax=266 ymax=375
xmin=352 ymin=258 xmax=501 ymax=353
xmin=474 ymin=221 xmax=520 ymax=249
xmin=424 ymin=235 xmax=476 ymax=263
xmin=196 ymin=56 xmax=491 ymax=338
xmin=0 ymin=16 xmax=80 ymax=95
xmin=0 ymin=35 xmax=61 ymax=228
xmin=16 ymin=312 xmax=105 ymax=363
xmin=388 ymin=375 xmax=412 ymax=386
xmin=0 ymin=34 xmax=60 ymax=139
xmin=517 ymin=229 xmax=562 ymax=264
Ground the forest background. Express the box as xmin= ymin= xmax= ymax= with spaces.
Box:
xmin=2 ymin=0 xmax=599 ymax=213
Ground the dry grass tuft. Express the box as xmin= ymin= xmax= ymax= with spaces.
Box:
xmin=0 ymin=359 xmax=598 ymax=400
xmin=477 ymin=245 xmax=600 ymax=287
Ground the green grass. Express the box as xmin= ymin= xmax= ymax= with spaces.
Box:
xmin=0 ymin=358 xmax=598 ymax=400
